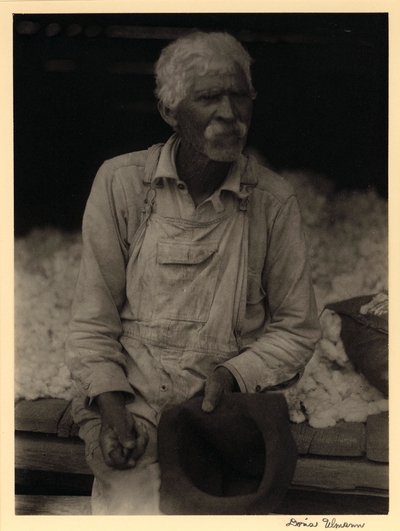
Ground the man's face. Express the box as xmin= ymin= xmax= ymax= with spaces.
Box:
xmin=174 ymin=61 xmax=253 ymax=162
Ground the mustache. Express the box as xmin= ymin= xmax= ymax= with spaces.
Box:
xmin=204 ymin=120 xmax=248 ymax=140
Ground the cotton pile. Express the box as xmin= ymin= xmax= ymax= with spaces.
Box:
xmin=14 ymin=170 xmax=388 ymax=427
xmin=15 ymin=229 xmax=82 ymax=401
xmin=283 ymin=308 xmax=388 ymax=428
xmin=281 ymin=170 xmax=388 ymax=427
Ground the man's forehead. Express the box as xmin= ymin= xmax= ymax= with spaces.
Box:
xmin=190 ymin=62 xmax=249 ymax=92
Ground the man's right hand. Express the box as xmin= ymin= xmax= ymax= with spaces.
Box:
xmin=95 ymin=391 xmax=149 ymax=469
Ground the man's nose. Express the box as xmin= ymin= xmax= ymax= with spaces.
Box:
xmin=216 ymin=95 xmax=235 ymax=120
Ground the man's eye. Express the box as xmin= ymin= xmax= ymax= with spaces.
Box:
xmin=200 ymin=94 xmax=219 ymax=101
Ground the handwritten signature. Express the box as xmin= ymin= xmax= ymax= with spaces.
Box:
xmin=286 ymin=518 xmax=365 ymax=528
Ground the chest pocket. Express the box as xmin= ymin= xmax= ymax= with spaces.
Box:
xmin=139 ymin=240 xmax=221 ymax=323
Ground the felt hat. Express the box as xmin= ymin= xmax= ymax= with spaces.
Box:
xmin=157 ymin=392 xmax=298 ymax=515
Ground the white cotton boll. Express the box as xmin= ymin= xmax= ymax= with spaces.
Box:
xmin=335 ymin=372 xmax=362 ymax=401
xmin=320 ymin=310 xmax=342 ymax=343
xmin=308 ymin=412 xmax=338 ymax=429
xmin=48 ymin=383 xmax=70 ymax=396
xmin=302 ymin=388 xmax=333 ymax=415
xmin=53 ymin=387 xmax=76 ymax=401
xmin=333 ymin=339 xmax=350 ymax=366
xmin=340 ymin=397 xmax=370 ymax=423
xmin=309 ymin=359 xmax=330 ymax=383
xmin=289 ymin=408 xmax=307 ymax=424
xmin=358 ymin=380 xmax=385 ymax=402
xmin=50 ymin=336 xmax=64 ymax=350
xmin=50 ymin=375 xmax=64 ymax=388
xmin=343 ymin=410 xmax=369 ymax=423
xmin=319 ymin=338 xmax=344 ymax=363
xmin=17 ymin=363 xmax=34 ymax=376
xmin=321 ymin=372 xmax=344 ymax=404
xmin=39 ymin=364 xmax=58 ymax=383
xmin=48 ymin=351 xmax=60 ymax=363
xmin=347 ymin=370 xmax=371 ymax=392
xmin=374 ymin=399 xmax=389 ymax=413
xmin=298 ymin=375 xmax=318 ymax=394
xmin=23 ymin=389 xmax=41 ymax=401
xmin=367 ymin=401 xmax=385 ymax=416
xmin=331 ymin=369 xmax=351 ymax=397
xmin=59 ymin=364 xmax=72 ymax=380
xmin=342 ymin=403 xmax=368 ymax=422
xmin=301 ymin=393 xmax=320 ymax=413
xmin=284 ymin=387 xmax=305 ymax=423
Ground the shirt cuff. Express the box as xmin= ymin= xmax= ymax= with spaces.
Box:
xmin=74 ymin=364 xmax=135 ymax=406
xmin=220 ymin=349 xmax=303 ymax=393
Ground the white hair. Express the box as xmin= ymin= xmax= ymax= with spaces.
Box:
xmin=154 ymin=31 xmax=257 ymax=110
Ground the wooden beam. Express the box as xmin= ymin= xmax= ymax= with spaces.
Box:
xmin=16 ymin=432 xmax=388 ymax=494
xmin=366 ymin=412 xmax=389 ymax=463
xmin=292 ymin=456 xmax=388 ymax=492
xmin=308 ymin=422 xmax=366 ymax=457
xmin=15 ymin=432 xmax=91 ymax=475
xmin=15 ymin=495 xmax=92 ymax=515
xmin=15 ymin=399 xmax=71 ymax=434
xmin=291 ymin=420 xmax=367 ymax=457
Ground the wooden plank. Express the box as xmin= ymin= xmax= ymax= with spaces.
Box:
xmin=15 ymin=495 xmax=92 ymax=515
xmin=290 ymin=422 xmax=316 ymax=454
xmin=15 ymin=399 xmax=70 ymax=434
xmin=308 ymin=421 xmax=366 ymax=457
xmin=289 ymin=484 xmax=389 ymax=498
xmin=292 ymin=456 xmax=388 ymax=492
xmin=366 ymin=412 xmax=389 ymax=463
xmin=15 ymin=431 xmax=92 ymax=475
xmin=291 ymin=421 xmax=366 ymax=457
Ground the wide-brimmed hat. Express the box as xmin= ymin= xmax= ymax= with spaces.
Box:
xmin=157 ymin=392 xmax=297 ymax=515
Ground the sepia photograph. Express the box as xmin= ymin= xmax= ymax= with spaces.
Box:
xmin=10 ymin=8 xmax=389 ymax=522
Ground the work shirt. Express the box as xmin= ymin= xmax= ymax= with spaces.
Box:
xmin=66 ymin=134 xmax=320 ymax=422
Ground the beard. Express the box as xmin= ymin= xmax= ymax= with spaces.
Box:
xmin=202 ymin=120 xmax=248 ymax=162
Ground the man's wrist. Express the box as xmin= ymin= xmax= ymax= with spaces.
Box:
xmin=95 ymin=390 xmax=125 ymax=412
xmin=215 ymin=366 xmax=240 ymax=392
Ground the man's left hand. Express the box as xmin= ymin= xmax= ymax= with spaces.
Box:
xmin=202 ymin=367 xmax=238 ymax=413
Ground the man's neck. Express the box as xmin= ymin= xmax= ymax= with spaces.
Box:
xmin=176 ymin=140 xmax=231 ymax=207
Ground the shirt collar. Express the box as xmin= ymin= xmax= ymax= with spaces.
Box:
xmin=153 ymin=134 xmax=257 ymax=212
xmin=153 ymin=133 xmax=181 ymax=181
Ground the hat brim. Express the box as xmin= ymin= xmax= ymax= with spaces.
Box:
xmin=158 ymin=392 xmax=297 ymax=515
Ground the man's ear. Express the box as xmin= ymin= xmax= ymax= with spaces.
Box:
xmin=158 ymin=101 xmax=179 ymax=130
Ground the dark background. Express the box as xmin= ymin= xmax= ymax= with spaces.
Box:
xmin=14 ymin=13 xmax=388 ymax=236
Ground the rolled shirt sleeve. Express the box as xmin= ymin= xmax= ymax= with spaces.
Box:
xmin=222 ymin=194 xmax=321 ymax=393
xmin=66 ymin=160 xmax=136 ymax=402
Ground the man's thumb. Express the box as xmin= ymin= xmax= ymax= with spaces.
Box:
xmin=202 ymin=379 xmax=222 ymax=413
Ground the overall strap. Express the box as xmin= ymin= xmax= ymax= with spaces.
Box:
xmin=128 ymin=143 xmax=165 ymax=258
xmin=143 ymin=143 xmax=164 ymax=185
xmin=237 ymin=154 xmax=259 ymax=212
xmin=141 ymin=142 xmax=165 ymax=221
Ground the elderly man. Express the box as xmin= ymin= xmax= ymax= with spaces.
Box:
xmin=66 ymin=31 xmax=320 ymax=514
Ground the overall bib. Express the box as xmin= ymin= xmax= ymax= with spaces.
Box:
xmin=73 ymin=144 xmax=253 ymax=514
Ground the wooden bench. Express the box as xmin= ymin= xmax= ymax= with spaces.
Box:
xmin=15 ymin=398 xmax=389 ymax=514
xmin=15 ymin=495 xmax=92 ymax=515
